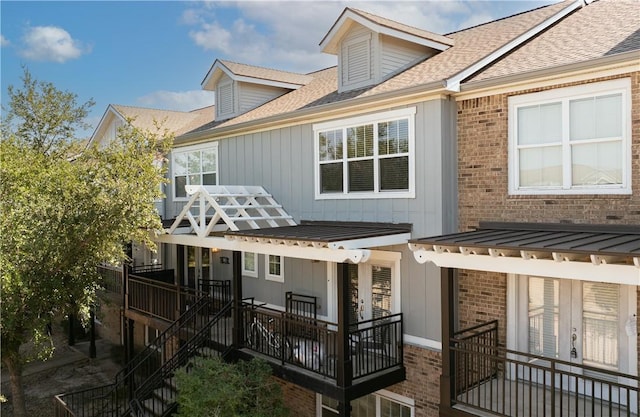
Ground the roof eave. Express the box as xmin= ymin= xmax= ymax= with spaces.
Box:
xmin=174 ymin=79 xmax=447 ymax=145
xmin=444 ymin=0 xmax=583 ymax=92
xmin=459 ymin=50 xmax=640 ymax=94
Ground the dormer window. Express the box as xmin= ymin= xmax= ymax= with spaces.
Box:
xmin=321 ymin=8 xmax=453 ymax=94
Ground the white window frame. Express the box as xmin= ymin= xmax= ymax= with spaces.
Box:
xmin=171 ymin=142 xmax=219 ymax=201
xmin=508 ymin=78 xmax=631 ymax=195
xmin=316 ymin=390 xmax=415 ymax=417
xmin=242 ymin=252 xmax=258 ymax=278
xmin=265 ymin=254 xmax=284 ymax=283
xmin=145 ymin=325 xmax=161 ymax=351
xmin=313 ymin=107 xmax=416 ymax=200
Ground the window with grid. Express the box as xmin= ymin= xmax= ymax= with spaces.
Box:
xmin=314 ymin=108 xmax=415 ymax=199
xmin=172 ymin=143 xmax=218 ymax=199
xmin=509 ymin=78 xmax=630 ymax=195
xmin=265 ymin=254 xmax=284 ymax=283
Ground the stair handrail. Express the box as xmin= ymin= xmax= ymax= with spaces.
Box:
xmin=130 ymin=300 xmax=234 ymax=415
xmin=54 ymin=292 xmax=212 ymax=417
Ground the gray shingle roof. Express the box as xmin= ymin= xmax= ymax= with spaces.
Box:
xmin=468 ymin=0 xmax=640 ymax=82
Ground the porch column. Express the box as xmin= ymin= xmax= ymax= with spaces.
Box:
xmin=336 ymin=262 xmax=352 ymax=417
xmin=232 ymin=251 xmax=243 ymax=352
xmin=440 ymin=267 xmax=455 ymax=410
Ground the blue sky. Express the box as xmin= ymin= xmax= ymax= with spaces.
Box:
xmin=1 ymin=0 xmax=555 ymax=139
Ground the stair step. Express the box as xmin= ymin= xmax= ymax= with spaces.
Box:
xmin=142 ymin=395 xmax=170 ymax=417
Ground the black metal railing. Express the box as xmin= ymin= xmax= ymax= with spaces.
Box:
xmin=451 ymin=321 xmax=639 ymax=417
xmin=198 ymin=278 xmax=231 ymax=314
xmin=53 ymin=294 xmax=212 ymax=417
xmin=128 ymin=274 xmax=200 ymax=322
xmin=239 ymin=302 xmax=403 ymax=381
xmin=97 ymin=264 xmax=123 ymax=295
xmin=131 ymin=301 xmax=233 ymax=417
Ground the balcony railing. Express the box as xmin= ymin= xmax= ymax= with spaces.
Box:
xmin=451 ymin=321 xmax=639 ymax=417
xmin=239 ymin=301 xmax=403 ymax=381
xmin=97 ymin=264 xmax=123 ymax=295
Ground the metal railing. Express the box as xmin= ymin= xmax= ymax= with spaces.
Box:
xmin=131 ymin=301 xmax=234 ymax=417
xmin=127 ymin=274 xmax=199 ymax=322
xmin=53 ymin=294 xmax=212 ymax=417
xmin=97 ymin=264 xmax=123 ymax=295
xmin=239 ymin=302 xmax=403 ymax=381
xmin=451 ymin=321 xmax=639 ymax=417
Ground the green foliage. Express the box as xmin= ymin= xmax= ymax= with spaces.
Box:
xmin=1 ymin=67 xmax=95 ymax=155
xmin=174 ymin=357 xmax=289 ymax=417
xmin=0 ymin=68 xmax=173 ymax=371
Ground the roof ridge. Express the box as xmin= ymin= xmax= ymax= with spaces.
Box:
xmin=348 ymin=6 xmax=450 ymax=38
xmin=219 ymin=59 xmax=311 ymax=77
xmin=445 ymin=0 xmax=570 ymax=36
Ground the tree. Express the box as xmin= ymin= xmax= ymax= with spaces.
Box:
xmin=0 ymin=68 xmax=172 ymax=417
xmin=174 ymin=357 xmax=289 ymax=417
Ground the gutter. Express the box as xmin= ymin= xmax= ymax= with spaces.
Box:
xmin=444 ymin=0 xmax=583 ymax=92
xmin=459 ymin=50 xmax=640 ymax=94
xmin=175 ymin=79 xmax=446 ymax=144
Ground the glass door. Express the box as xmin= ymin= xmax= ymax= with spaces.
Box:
xmin=348 ymin=263 xmax=393 ymax=324
xmin=183 ymin=246 xmax=212 ymax=289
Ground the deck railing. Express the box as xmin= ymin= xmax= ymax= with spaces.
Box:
xmin=97 ymin=264 xmax=123 ymax=295
xmin=451 ymin=321 xmax=638 ymax=417
xmin=239 ymin=302 xmax=403 ymax=380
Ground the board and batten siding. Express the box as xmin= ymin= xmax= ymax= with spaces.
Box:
xmin=238 ymin=82 xmax=290 ymax=114
xmin=164 ymin=98 xmax=456 ymax=343
xmin=242 ymin=256 xmax=328 ymax=317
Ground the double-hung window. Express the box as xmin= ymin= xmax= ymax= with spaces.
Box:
xmin=172 ymin=143 xmax=219 ymax=199
xmin=314 ymin=107 xmax=416 ymax=199
xmin=509 ymin=78 xmax=631 ymax=195
xmin=265 ymin=255 xmax=284 ymax=283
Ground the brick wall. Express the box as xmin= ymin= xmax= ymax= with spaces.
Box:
xmin=457 ymin=72 xmax=640 ymax=230
xmin=279 ymin=345 xmax=442 ymax=417
xmin=456 ymin=71 xmax=640 ymax=382
xmin=386 ymin=345 xmax=441 ymax=417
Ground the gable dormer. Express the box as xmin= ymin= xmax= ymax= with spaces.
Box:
xmin=320 ymin=8 xmax=454 ymax=93
xmin=201 ymin=60 xmax=312 ymax=120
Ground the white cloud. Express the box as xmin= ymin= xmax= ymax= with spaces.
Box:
xmin=0 ymin=35 xmax=9 ymax=47
xmin=136 ymin=90 xmax=215 ymax=112
xmin=19 ymin=26 xmax=89 ymax=63
xmin=182 ymin=1 xmax=555 ymax=74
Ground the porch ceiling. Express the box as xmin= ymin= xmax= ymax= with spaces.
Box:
xmin=409 ymin=222 xmax=640 ymax=285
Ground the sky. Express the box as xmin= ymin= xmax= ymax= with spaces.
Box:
xmin=1 ymin=0 xmax=556 ymax=139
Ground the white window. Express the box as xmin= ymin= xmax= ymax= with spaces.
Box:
xmin=145 ymin=325 xmax=161 ymax=351
xmin=265 ymin=255 xmax=284 ymax=283
xmin=242 ymin=252 xmax=258 ymax=278
xmin=172 ymin=143 xmax=219 ymax=200
xmin=318 ymin=390 xmax=414 ymax=417
xmin=509 ymin=78 xmax=631 ymax=195
xmin=314 ymin=108 xmax=416 ymax=199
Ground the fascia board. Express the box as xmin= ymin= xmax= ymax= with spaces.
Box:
xmin=321 ymin=10 xmax=451 ymax=55
xmin=175 ymin=80 xmax=446 ymax=144
xmin=410 ymin=248 xmax=640 ymax=286
xmin=445 ymin=0 xmax=583 ymax=92
xmin=87 ymin=105 xmax=126 ymax=148
xmin=457 ymin=51 xmax=640 ymax=98
xmin=156 ymin=233 xmax=371 ymax=263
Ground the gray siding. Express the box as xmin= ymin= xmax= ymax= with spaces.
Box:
xmin=164 ymin=97 xmax=457 ymax=343
xmin=380 ymin=35 xmax=431 ymax=78
xmin=242 ymin=255 xmax=328 ymax=317
xmin=238 ymin=82 xmax=289 ymax=114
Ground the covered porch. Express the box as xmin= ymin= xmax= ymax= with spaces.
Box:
xmin=153 ymin=185 xmax=411 ymax=411
xmin=409 ymin=222 xmax=639 ymax=417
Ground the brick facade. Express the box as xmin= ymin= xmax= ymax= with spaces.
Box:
xmin=280 ymin=344 xmax=442 ymax=417
xmin=456 ymin=71 xmax=640 ymax=385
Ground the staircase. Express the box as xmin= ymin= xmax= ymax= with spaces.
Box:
xmin=53 ymin=295 xmax=234 ymax=417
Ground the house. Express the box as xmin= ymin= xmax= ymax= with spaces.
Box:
xmin=408 ymin=0 xmax=640 ymax=415
xmin=55 ymin=1 xmax=639 ymax=417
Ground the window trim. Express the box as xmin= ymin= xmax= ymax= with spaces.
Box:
xmin=171 ymin=142 xmax=219 ymax=201
xmin=316 ymin=390 xmax=415 ymax=417
xmin=265 ymin=254 xmax=284 ymax=283
xmin=313 ymin=107 xmax=416 ymax=200
xmin=508 ymin=78 xmax=631 ymax=195
xmin=242 ymin=252 xmax=258 ymax=278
